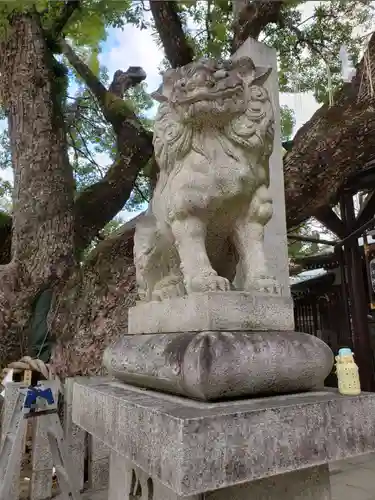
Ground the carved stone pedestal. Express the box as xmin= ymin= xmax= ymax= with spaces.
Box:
xmin=104 ymin=290 xmax=333 ymax=401
xmin=127 ymin=291 xmax=294 ymax=334
xmin=104 ymin=327 xmax=333 ymax=401
xmin=72 ymin=378 xmax=375 ymax=500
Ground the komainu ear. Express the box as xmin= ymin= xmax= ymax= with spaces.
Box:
xmin=230 ymin=56 xmax=256 ymax=76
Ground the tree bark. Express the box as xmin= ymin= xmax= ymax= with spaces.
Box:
xmin=60 ymin=39 xmax=154 ymax=253
xmin=0 ymin=33 xmax=153 ymax=368
xmin=0 ymin=12 xmax=75 ymax=365
xmin=232 ymin=1 xmax=285 ymax=52
xmin=49 ymin=220 xmax=138 ymax=377
xmin=0 ymin=212 xmax=11 ymax=265
xmin=149 ymin=0 xmax=194 ymax=68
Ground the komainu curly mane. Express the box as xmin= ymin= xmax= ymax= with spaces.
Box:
xmin=134 ymin=56 xmax=278 ymax=302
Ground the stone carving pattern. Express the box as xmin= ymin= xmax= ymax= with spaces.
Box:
xmin=134 ymin=56 xmax=279 ymax=302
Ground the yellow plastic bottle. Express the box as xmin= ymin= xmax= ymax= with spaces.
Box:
xmin=335 ymin=348 xmax=361 ymax=396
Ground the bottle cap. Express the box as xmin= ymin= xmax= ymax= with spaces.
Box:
xmin=338 ymin=348 xmax=353 ymax=356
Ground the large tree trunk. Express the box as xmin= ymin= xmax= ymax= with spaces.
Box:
xmin=0 ymin=33 xmax=153 ymax=367
xmin=50 ymin=220 xmax=138 ymax=377
xmin=0 ymin=12 xmax=75 ymax=367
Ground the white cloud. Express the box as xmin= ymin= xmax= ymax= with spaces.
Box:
xmin=101 ymin=25 xmax=164 ymax=95
xmin=100 ymin=23 xmax=321 ymax=135
xmin=0 ymin=168 xmax=13 ymax=183
xmin=0 ymin=117 xmax=12 ymax=188
xmin=280 ymin=92 xmax=320 ymax=135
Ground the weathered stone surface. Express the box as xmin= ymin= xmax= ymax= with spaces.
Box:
xmin=134 ymin=55 xmax=280 ymax=303
xmin=64 ymin=378 xmax=86 ymax=491
xmin=87 ymin=435 xmax=110 ymax=491
xmin=234 ymin=38 xmax=290 ymax=297
xmin=108 ymin=452 xmax=331 ymax=499
xmin=128 ymin=291 xmax=294 ymax=334
xmin=204 ymin=466 xmax=331 ymax=500
xmin=104 ymin=330 xmax=333 ymax=401
xmin=72 ymin=378 xmax=375 ymax=496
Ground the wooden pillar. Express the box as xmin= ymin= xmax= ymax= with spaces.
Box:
xmin=337 ymin=248 xmax=353 ymax=349
xmin=340 ymin=193 xmax=375 ymax=391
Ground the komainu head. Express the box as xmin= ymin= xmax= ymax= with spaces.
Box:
xmin=152 ymin=56 xmax=271 ymax=125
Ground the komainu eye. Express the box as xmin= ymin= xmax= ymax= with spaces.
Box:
xmin=180 ymin=80 xmax=186 ymax=87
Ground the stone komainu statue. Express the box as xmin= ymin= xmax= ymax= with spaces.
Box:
xmin=134 ymin=56 xmax=279 ymax=302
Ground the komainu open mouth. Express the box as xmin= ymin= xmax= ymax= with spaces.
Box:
xmin=174 ymin=85 xmax=243 ymax=105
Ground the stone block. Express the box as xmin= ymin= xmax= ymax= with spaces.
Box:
xmin=234 ymin=38 xmax=290 ymax=297
xmin=64 ymin=378 xmax=86 ymax=491
xmin=104 ymin=330 xmax=333 ymax=400
xmin=128 ymin=291 xmax=294 ymax=334
xmin=88 ymin=435 xmax=110 ymax=490
xmin=205 ymin=466 xmax=331 ymax=500
xmin=108 ymin=452 xmax=330 ymax=499
xmin=88 ymin=455 xmax=109 ymax=491
xmin=72 ymin=378 xmax=375 ymax=497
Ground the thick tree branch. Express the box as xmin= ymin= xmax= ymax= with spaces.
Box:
xmin=109 ymin=67 xmax=147 ymax=98
xmin=48 ymin=0 xmax=80 ymax=39
xmin=284 ymin=32 xmax=375 ymax=229
xmin=74 ymin=125 xmax=153 ymax=253
xmin=60 ymin=38 xmax=148 ymax=133
xmin=149 ymin=0 xmax=194 ymax=68
xmin=59 ymin=38 xmax=108 ymax=107
xmin=232 ymin=1 xmax=285 ymax=53
xmin=59 ymin=41 xmax=153 ymax=252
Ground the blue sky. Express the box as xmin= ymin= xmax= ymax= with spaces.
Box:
xmin=99 ymin=22 xmax=321 ymax=129
xmin=0 ymin=9 xmax=322 ymax=218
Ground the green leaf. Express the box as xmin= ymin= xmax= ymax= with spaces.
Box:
xmin=280 ymin=105 xmax=296 ymax=142
xmin=87 ymin=49 xmax=100 ymax=77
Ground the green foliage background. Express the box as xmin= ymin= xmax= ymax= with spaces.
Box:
xmin=0 ymin=0 xmax=372 ymax=253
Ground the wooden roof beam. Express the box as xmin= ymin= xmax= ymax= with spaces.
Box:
xmin=314 ymin=206 xmax=346 ymax=238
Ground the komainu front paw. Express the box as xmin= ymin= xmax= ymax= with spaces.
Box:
xmin=187 ymin=272 xmax=231 ymax=293
xmin=152 ymin=274 xmax=185 ymax=301
xmin=245 ymin=276 xmax=281 ymax=295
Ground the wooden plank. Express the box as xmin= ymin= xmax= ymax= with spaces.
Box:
xmin=29 ymin=380 xmax=60 ymax=500
xmin=1 ymin=383 xmax=25 ymax=500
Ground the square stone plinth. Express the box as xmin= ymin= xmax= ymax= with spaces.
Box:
xmin=72 ymin=378 xmax=375 ymax=497
xmin=128 ymin=292 xmax=294 ymax=334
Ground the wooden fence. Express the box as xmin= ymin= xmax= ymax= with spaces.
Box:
xmin=0 ymin=377 xmax=109 ymax=499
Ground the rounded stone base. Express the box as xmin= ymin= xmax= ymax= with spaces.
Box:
xmin=103 ymin=330 xmax=334 ymax=401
